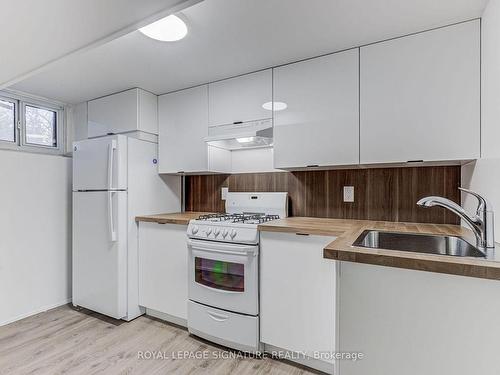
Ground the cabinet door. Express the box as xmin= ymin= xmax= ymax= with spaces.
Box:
xmin=88 ymin=89 xmax=139 ymax=138
xmin=138 ymin=222 xmax=188 ymax=322
xmin=208 ymin=69 xmax=272 ymax=126
xmin=360 ymin=20 xmax=480 ymax=164
xmin=138 ymin=89 xmax=158 ymax=135
xmin=273 ymin=49 xmax=359 ymax=169
xmin=260 ymin=232 xmax=336 ymax=371
xmin=158 ymin=86 xmax=210 ymax=174
xmin=88 ymin=88 xmax=158 ymax=137
xmin=339 ymin=261 xmax=500 ymax=375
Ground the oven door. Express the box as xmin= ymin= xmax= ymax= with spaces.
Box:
xmin=187 ymin=238 xmax=259 ymax=316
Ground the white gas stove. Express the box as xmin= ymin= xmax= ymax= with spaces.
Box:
xmin=186 ymin=192 xmax=288 ymax=353
xmin=187 ymin=213 xmax=280 ymax=244
xmin=187 ymin=192 xmax=288 ymax=245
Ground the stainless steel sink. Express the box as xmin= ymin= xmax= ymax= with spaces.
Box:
xmin=352 ymin=230 xmax=486 ymax=258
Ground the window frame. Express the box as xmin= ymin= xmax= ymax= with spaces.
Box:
xmin=0 ymin=95 xmax=19 ymax=149
xmin=0 ymin=92 xmax=65 ymax=155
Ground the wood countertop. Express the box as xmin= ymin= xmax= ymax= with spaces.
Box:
xmin=260 ymin=217 xmax=500 ymax=281
xmin=135 ymin=212 xmax=211 ymax=225
xmin=137 ymin=214 xmax=500 ymax=280
xmin=258 ymin=217 xmax=357 ymax=236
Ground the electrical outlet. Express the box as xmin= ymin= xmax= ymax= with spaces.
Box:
xmin=221 ymin=187 xmax=228 ymax=200
xmin=343 ymin=186 xmax=354 ymax=202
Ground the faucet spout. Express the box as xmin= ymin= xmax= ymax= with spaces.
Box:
xmin=417 ymin=189 xmax=495 ymax=250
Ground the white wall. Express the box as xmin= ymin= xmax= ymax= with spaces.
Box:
xmin=461 ymin=0 xmax=500 ymax=241
xmin=0 ymin=150 xmax=72 ymax=326
xmin=480 ymin=0 xmax=500 ymax=159
xmin=462 ymin=160 xmax=500 ymax=238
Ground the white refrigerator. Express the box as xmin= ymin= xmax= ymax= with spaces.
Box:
xmin=72 ymin=134 xmax=181 ymax=320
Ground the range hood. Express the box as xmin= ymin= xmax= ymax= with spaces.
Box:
xmin=205 ymin=119 xmax=273 ymax=150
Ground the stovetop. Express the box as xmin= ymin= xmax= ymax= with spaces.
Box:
xmin=187 ymin=213 xmax=281 ymax=244
xmin=187 ymin=192 xmax=287 ymax=244
xmin=197 ymin=213 xmax=281 ymax=225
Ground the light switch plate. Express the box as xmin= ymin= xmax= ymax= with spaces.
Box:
xmin=343 ymin=186 xmax=354 ymax=202
xmin=221 ymin=187 xmax=229 ymax=200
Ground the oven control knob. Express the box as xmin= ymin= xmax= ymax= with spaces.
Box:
xmin=206 ymin=227 xmax=212 ymax=236
xmin=230 ymin=229 xmax=237 ymax=239
xmin=222 ymin=229 xmax=228 ymax=238
xmin=191 ymin=226 xmax=199 ymax=235
xmin=213 ymin=228 xmax=220 ymax=237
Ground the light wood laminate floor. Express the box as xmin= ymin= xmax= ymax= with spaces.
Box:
xmin=0 ymin=305 xmax=318 ymax=375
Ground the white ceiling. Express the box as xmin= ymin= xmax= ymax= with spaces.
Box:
xmin=0 ymin=0 xmax=200 ymax=87
xmin=11 ymin=0 xmax=488 ymax=104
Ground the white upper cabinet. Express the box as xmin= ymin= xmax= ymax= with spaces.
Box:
xmin=88 ymin=88 xmax=158 ymax=138
xmin=273 ymin=49 xmax=359 ymax=169
xmin=158 ymin=85 xmax=230 ymax=174
xmin=360 ymin=20 xmax=480 ymax=164
xmin=208 ymin=69 xmax=272 ymax=126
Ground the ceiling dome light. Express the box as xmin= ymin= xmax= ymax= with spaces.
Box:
xmin=262 ymin=101 xmax=287 ymax=111
xmin=139 ymin=15 xmax=188 ymax=42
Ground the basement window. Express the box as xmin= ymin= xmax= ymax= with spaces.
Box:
xmin=0 ymin=92 xmax=64 ymax=154
xmin=0 ymin=98 xmax=16 ymax=142
xmin=24 ymin=105 xmax=57 ymax=147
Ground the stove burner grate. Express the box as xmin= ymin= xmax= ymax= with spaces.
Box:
xmin=197 ymin=213 xmax=281 ymax=224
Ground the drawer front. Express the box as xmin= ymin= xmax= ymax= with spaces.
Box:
xmin=187 ymin=301 xmax=259 ymax=352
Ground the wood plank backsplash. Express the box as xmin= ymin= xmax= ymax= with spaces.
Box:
xmin=185 ymin=166 xmax=461 ymax=224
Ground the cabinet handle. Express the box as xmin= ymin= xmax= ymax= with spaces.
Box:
xmin=406 ymin=160 xmax=424 ymax=163
xmin=306 ymin=164 xmax=319 ymax=168
xmin=233 ymin=121 xmax=243 ymax=125
xmin=296 ymin=233 xmax=310 ymax=236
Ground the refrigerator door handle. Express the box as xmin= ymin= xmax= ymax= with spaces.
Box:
xmin=108 ymin=191 xmax=117 ymax=242
xmin=107 ymin=139 xmax=117 ymax=190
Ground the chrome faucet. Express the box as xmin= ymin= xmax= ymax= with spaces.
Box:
xmin=417 ymin=188 xmax=495 ymax=250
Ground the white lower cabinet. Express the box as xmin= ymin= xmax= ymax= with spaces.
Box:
xmin=260 ymin=232 xmax=337 ymax=374
xmin=339 ymin=262 xmax=500 ymax=375
xmin=138 ymin=222 xmax=188 ymax=325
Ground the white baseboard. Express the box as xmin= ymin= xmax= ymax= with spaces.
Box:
xmin=145 ymin=308 xmax=187 ymax=328
xmin=263 ymin=343 xmax=334 ymax=374
xmin=0 ymin=298 xmax=72 ymax=327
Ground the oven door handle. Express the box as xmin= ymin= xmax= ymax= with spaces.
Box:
xmin=187 ymin=239 xmax=258 ymax=257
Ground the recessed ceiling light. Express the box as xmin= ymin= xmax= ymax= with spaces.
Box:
xmin=262 ymin=101 xmax=287 ymax=111
xmin=139 ymin=15 xmax=188 ymax=42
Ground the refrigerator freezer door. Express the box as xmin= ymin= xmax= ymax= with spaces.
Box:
xmin=73 ymin=135 xmax=127 ymax=191
xmin=73 ymin=191 xmax=127 ymax=319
